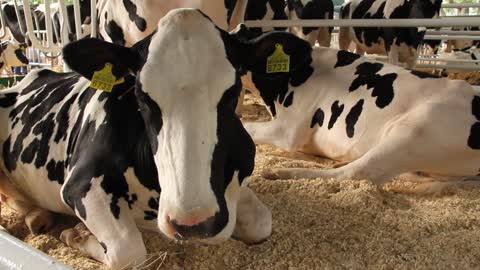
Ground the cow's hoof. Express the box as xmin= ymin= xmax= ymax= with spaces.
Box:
xmin=25 ymin=208 xmax=54 ymax=235
xmin=60 ymin=223 xmax=92 ymax=247
xmin=261 ymin=169 xmax=281 ymax=180
xmin=232 ymin=187 xmax=272 ymax=244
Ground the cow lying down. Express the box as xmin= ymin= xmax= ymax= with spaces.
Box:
xmin=239 ymin=27 xmax=480 ymax=188
xmin=0 ymin=9 xmax=296 ymax=269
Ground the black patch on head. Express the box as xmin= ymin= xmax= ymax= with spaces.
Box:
xmin=410 ymin=70 xmax=440 ymax=79
xmin=335 ymin=50 xmax=361 ymax=68
xmin=349 ymin=62 xmax=397 ymax=109
xmin=328 ymin=101 xmax=344 ymax=129
xmin=283 ymin=91 xmax=294 ymax=107
xmin=345 ymin=99 xmax=364 ymax=138
xmin=0 ymin=92 xmax=18 ymax=108
xmin=105 ymin=16 xmax=126 ymax=46
xmin=122 ymin=0 xmax=147 ymax=32
xmin=310 ymin=107 xmax=324 ymax=128
xmin=468 ymin=96 xmax=480 ymax=149
xmin=14 ymin=49 xmax=29 ymax=65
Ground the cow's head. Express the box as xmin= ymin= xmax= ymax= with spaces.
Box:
xmin=0 ymin=41 xmax=29 ymax=68
xmin=63 ymin=8 xmax=309 ymax=243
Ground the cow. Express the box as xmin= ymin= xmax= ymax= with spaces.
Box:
xmin=287 ymin=0 xmax=334 ymax=47
xmin=0 ymin=9 xmax=284 ymax=269
xmin=436 ymin=45 xmax=479 ymax=75
xmin=0 ymin=40 xmax=29 ymax=73
xmin=445 ymin=27 xmax=480 ymax=53
xmin=98 ymin=0 xmax=249 ymax=47
xmin=225 ymin=0 xmax=288 ymax=39
xmin=338 ymin=0 xmax=443 ymax=69
xmin=1 ymin=1 xmax=91 ymax=46
xmin=231 ymin=25 xmax=480 ymax=188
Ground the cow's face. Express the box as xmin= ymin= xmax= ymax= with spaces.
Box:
xmin=0 ymin=41 xmax=29 ymax=67
xmin=63 ymin=8 xmax=311 ymax=243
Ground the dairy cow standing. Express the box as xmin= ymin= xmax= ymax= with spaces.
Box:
xmin=232 ymin=26 xmax=480 ymax=186
xmin=339 ymin=0 xmax=443 ymax=69
xmin=0 ymin=9 xmax=285 ymax=269
xmin=287 ymin=0 xmax=334 ymax=47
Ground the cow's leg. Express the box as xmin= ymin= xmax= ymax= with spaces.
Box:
xmin=232 ymin=186 xmax=271 ymax=244
xmin=355 ymin=44 xmax=365 ymax=55
xmin=262 ymin=123 xmax=438 ymax=186
xmin=317 ymin=27 xmax=331 ymax=47
xmin=243 ymin=120 xmax=311 ymax=152
xmin=235 ymin=88 xmax=246 ymax=116
xmin=387 ymin=45 xmax=400 ymax=66
xmin=61 ymin=179 xmax=146 ymax=269
xmin=338 ymin=27 xmax=352 ymax=51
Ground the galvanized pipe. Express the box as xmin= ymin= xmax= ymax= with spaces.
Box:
xmin=244 ymin=18 xmax=480 ymax=28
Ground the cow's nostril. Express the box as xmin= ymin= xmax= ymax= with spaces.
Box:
xmin=169 ymin=215 xmax=217 ymax=239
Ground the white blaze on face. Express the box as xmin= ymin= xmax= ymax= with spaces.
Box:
xmin=138 ymin=9 xmax=237 ymax=227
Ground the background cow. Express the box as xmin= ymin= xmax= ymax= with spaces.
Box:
xmin=339 ymin=0 xmax=443 ymax=69
xmin=233 ymin=26 xmax=480 ymax=190
xmin=0 ymin=40 xmax=28 ymax=73
xmin=98 ymin=0 xmax=248 ymax=46
xmin=287 ymin=0 xmax=334 ymax=47
xmin=0 ymin=9 xmax=301 ymax=269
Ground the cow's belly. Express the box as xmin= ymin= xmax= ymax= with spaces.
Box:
xmin=1 ymin=163 xmax=73 ymax=215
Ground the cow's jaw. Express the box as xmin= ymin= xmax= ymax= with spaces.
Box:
xmin=137 ymin=8 xmax=241 ymax=242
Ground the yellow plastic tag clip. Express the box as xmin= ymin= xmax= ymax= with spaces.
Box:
xmin=90 ymin=63 xmax=125 ymax=92
xmin=266 ymin=44 xmax=290 ymax=74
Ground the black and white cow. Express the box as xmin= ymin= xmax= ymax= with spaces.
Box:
xmin=287 ymin=0 xmax=334 ymax=47
xmin=0 ymin=9 xmax=283 ymax=269
xmin=339 ymin=0 xmax=443 ymax=69
xmin=445 ymin=27 xmax=480 ymax=52
xmin=1 ymin=1 xmax=91 ymax=45
xmin=98 ymin=0 xmax=249 ymax=47
xmin=225 ymin=0 xmax=288 ymax=39
xmin=0 ymin=40 xmax=29 ymax=73
xmin=233 ymin=26 xmax=480 ymax=187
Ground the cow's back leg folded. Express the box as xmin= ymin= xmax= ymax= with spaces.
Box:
xmin=61 ymin=173 xmax=146 ymax=269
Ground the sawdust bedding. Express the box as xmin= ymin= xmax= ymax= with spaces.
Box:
xmin=1 ymin=72 xmax=480 ymax=270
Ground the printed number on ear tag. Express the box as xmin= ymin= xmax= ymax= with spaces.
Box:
xmin=90 ymin=63 xmax=125 ymax=92
xmin=266 ymin=44 xmax=290 ymax=74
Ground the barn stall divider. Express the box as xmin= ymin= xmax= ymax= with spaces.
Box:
xmin=0 ymin=1 xmax=479 ymax=269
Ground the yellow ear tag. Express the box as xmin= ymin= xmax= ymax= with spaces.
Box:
xmin=266 ymin=44 xmax=290 ymax=74
xmin=89 ymin=63 xmax=125 ymax=92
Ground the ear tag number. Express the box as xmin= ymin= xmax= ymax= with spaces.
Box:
xmin=266 ymin=44 xmax=290 ymax=74
xmin=90 ymin=63 xmax=125 ymax=92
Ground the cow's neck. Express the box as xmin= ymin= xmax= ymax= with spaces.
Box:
xmin=251 ymin=59 xmax=313 ymax=117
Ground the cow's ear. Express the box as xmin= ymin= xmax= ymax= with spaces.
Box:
xmin=62 ymin=38 xmax=141 ymax=80
xmin=239 ymin=31 xmax=312 ymax=78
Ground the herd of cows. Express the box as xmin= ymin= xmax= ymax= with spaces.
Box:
xmin=0 ymin=0 xmax=479 ymax=269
